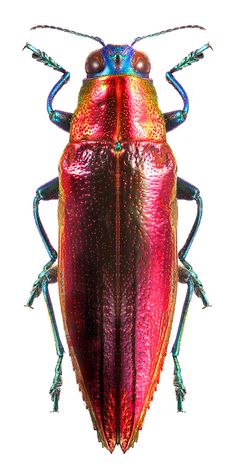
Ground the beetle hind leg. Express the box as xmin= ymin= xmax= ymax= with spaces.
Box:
xmin=26 ymin=178 xmax=64 ymax=410
xmin=172 ymin=266 xmax=208 ymax=411
xmin=172 ymin=178 xmax=211 ymax=411
xmin=177 ymin=177 xmax=210 ymax=308
xmin=26 ymin=178 xmax=59 ymax=308
xmin=172 ymin=267 xmax=194 ymax=411
xmin=30 ymin=264 xmax=65 ymax=412
xmin=41 ymin=268 xmax=64 ymax=412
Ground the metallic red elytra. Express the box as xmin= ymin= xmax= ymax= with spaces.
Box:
xmin=24 ymin=25 xmax=211 ymax=453
xmin=60 ymin=77 xmax=177 ymax=452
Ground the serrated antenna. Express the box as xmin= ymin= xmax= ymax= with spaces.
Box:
xmin=131 ymin=25 xmax=205 ymax=46
xmin=31 ymin=25 xmax=105 ymax=46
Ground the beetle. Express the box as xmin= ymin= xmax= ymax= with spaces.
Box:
xmin=24 ymin=24 xmax=211 ymax=452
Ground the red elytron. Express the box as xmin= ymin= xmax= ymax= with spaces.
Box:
xmin=59 ymin=75 xmax=177 ymax=451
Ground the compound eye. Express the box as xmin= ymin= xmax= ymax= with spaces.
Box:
xmin=132 ymin=51 xmax=151 ymax=74
xmin=85 ymin=50 xmax=105 ymax=74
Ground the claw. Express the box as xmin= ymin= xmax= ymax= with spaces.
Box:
xmin=194 ymin=42 xmax=213 ymax=57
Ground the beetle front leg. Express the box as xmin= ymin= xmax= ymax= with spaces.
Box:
xmin=177 ymin=177 xmax=209 ymax=308
xmin=163 ymin=75 xmax=188 ymax=132
xmin=23 ymin=43 xmax=72 ymax=132
xmin=164 ymin=43 xmax=212 ymax=132
xmin=47 ymin=76 xmax=72 ymax=132
xmin=26 ymin=177 xmax=59 ymax=308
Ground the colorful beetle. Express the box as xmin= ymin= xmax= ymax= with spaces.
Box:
xmin=24 ymin=24 xmax=211 ymax=452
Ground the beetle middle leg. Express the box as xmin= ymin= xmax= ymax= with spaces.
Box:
xmin=26 ymin=177 xmax=64 ymax=410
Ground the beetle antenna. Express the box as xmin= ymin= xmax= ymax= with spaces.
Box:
xmin=30 ymin=25 xmax=106 ymax=47
xmin=131 ymin=25 xmax=205 ymax=46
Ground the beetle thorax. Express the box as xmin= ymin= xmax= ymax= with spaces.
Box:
xmin=70 ymin=75 xmax=166 ymax=143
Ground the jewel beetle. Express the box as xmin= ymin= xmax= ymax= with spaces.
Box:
xmin=24 ymin=24 xmax=211 ymax=452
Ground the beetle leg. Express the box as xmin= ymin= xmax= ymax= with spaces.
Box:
xmin=26 ymin=178 xmax=64 ymax=410
xmin=23 ymin=43 xmax=72 ymax=132
xmin=177 ymin=177 xmax=209 ymax=308
xmin=172 ymin=267 xmax=194 ymax=411
xmin=47 ymin=76 xmax=72 ymax=132
xmin=164 ymin=43 xmax=212 ymax=132
xmin=163 ymin=76 xmax=188 ymax=132
xmin=26 ymin=177 xmax=59 ymax=308
xmin=41 ymin=267 xmax=65 ymax=412
xmin=164 ymin=65 xmax=189 ymax=132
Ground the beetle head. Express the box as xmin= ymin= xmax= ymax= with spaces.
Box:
xmin=85 ymin=45 xmax=151 ymax=79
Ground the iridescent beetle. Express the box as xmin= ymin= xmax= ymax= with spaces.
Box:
xmin=24 ymin=25 xmax=211 ymax=452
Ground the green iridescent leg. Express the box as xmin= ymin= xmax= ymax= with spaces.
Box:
xmin=164 ymin=43 xmax=212 ymax=132
xmin=26 ymin=178 xmax=64 ymax=410
xmin=42 ymin=268 xmax=64 ymax=411
xmin=172 ymin=177 xmax=210 ymax=411
xmin=23 ymin=43 xmax=72 ymax=132
xmin=172 ymin=267 xmax=194 ymax=411
xmin=26 ymin=178 xmax=59 ymax=308
xmin=177 ymin=177 xmax=209 ymax=308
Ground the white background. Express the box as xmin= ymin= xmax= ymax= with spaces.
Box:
xmin=1 ymin=1 xmax=235 ymax=467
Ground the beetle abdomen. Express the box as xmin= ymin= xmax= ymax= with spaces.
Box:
xmin=58 ymin=140 xmax=177 ymax=452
